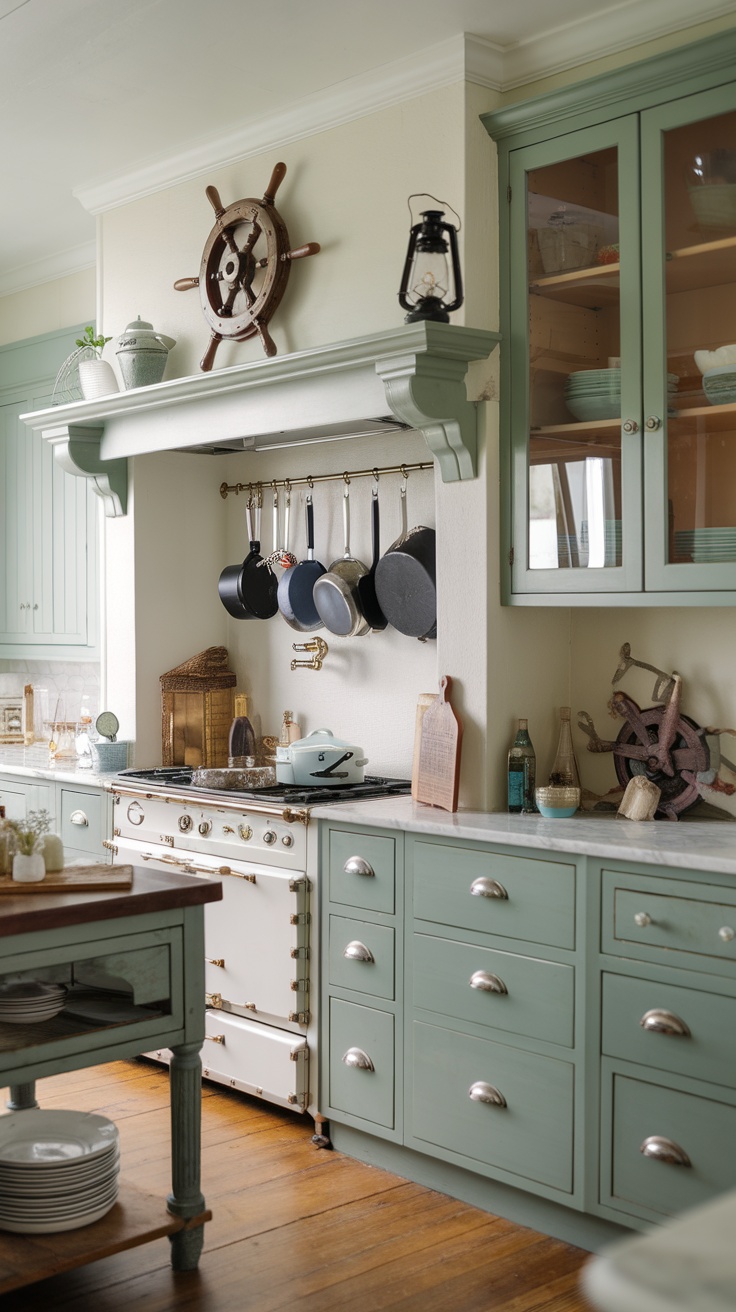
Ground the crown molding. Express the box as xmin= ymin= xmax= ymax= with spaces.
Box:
xmin=73 ymin=0 xmax=735 ymax=218
xmin=0 ymin=241 xmax=96 ymax=298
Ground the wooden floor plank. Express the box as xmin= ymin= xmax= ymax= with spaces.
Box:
xmin=0 ymin=1061 xmax=595 ymax=1312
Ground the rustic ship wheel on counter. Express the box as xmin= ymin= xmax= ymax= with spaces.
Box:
xmin=174 ymin=162 xmax=320 ymax=369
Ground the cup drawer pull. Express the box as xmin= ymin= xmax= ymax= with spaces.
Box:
xmin=719 ymin=926 xmax=735 ymax=943
xmin=70 ymin=809 xmax=89 ymax=827
xmin=470 ymin=878 xmax=508 ymax=900
xmin=640 ymin=1008 xmax=690 ymax=1037
xmin=640 ymin=1135 xmax=691 ymax=1167
xmin=468 ymin=1081 xmax=507 ymax=1108
xmin=342 ymin=1047 xmax=374 ymax=1071
xmin=343 ymin=940 xmax=375 ymax=964
xmin=470 ymin=970 xmax=508 ymax=995
xmin=343 ymin=856 xmax=374 ymax=878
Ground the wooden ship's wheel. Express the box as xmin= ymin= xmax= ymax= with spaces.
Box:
xmin=174 ymin=162 xmax=320 ymax=370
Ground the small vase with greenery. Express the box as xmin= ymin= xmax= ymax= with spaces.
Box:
xmin=8 ymin=810 xmax=51 ymax=883
xmin=75 ymin=326 xmax=119 ymax=401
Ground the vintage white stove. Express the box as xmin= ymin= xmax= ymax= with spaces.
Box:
xmin=109 ymin=768 xmax=409 ymax=1131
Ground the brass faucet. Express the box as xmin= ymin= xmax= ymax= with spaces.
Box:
xmin=291 ymin=637 xmax=328 ymax=671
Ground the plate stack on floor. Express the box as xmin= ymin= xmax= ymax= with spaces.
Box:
xmin=0 ymin=1110 xmax=120 ymax=1233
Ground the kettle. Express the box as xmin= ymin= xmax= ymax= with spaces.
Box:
xmin=115 ymin=316 xmax=176 ymax=389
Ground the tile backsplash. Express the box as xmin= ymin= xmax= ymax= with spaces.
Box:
xmin=0 ymin=661 xmax=101 ymax=737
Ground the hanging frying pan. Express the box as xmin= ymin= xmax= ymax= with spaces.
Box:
xmin=375 ymin=479 xmax=437 ymax=639
xmin=357 ymin=481 xmax=388 ymax=631
xmin=218 ymin=490 xmax=258 ymax=618
xmin=285 ymin=493 xmax=326 ymax=630
xmin=238 ymin=488 xmax=279 ymax=619
xmin=313 ymin=482 xmax=371 ymax=637
xmin=277 ymin=487 xmax=313 ymax=632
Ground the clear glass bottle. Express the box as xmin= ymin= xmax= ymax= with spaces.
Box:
xmin=507 ymin=719 xmax=536 ymax=813
xmin=549 ymin=706 xmax=580 ymax=787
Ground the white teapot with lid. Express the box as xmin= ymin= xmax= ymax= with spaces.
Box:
xmin=115 ymin=316 xmax=176 ymax=389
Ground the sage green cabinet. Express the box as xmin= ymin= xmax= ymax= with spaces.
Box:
xmin=0 ymin=771 xmax=112 ymax=865
xmin=0 ymin=327 xmax=99 ymax=656
xmin=483 ymin=30 xmax=736 ymax=605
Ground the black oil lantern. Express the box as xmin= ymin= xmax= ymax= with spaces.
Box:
xmin=398 ymin=196 xmax=463 ymax=324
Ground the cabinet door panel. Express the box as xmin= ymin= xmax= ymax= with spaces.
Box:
xmin=328 ymin=998 xmax=394 ymax=1128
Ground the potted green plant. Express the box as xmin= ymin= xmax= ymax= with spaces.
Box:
xmin=7 ymin=809 xmax=51 ymax=882
xmin=75 ymin=326 xmax=119 ymax=401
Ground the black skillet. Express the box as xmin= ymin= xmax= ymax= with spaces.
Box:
xmin=239 ymin=491 xmax=279 ymax=619
xmin=218 ymin=495 xmax=256 ymax=618
xmin=284 ymin=494 xmax=326 ymax=630
xmin=374 ymin=481 xmax=437 ymax=639
xmin=357 ymin=484 xmax=388 ymax=631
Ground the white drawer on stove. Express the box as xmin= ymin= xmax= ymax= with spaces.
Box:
xmin=203 ymin=1012 xmax=309 ymax=1111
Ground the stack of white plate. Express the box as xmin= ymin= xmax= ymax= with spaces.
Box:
xmin=674 ymin=527 xmax=736 ymax=563
xmin=0 ymin=1110 xmax=120 ymax=1233
xmin=565 ymin=370 xmax=678 ymax=422
xmin=0 ymin=981 xmax=67 ymax=1024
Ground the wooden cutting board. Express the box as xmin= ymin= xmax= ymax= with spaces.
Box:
xmin=0 ymin=864 xmax=134 ymax=894
xmin=415 ymin=676 xmax=463 ymax=812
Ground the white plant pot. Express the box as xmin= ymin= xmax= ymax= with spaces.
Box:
xmin=12 ymin=853 xmax=46 ymax=883
xmin=78 ymin=359 xmax=119 ymax=401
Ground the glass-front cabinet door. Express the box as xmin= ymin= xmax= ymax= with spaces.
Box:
xmin=642 ymin=87 xmax=736 ymax=594
xmin=508 ymin=118 xmax=642 ymax=596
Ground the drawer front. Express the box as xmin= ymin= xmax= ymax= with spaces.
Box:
xmin=411 ymin=1020 xmax=573 ymax=1192
xmin=328 ymin=829 xmax=396 ymax=915
xmin=602 ymin=972 xmax=736 ymax=1089
xmin=413 ymin=841 xmax=576 ymax=949
xmin=328 ymin=998 xmax=394 ymax=1128
xmin=201 ymin=1011 xmax=309 ymax=1111
xmin=0 ymin=779 xmax=52 ymax=822
xmin=59 ymin=786 xmax=106 ymax=856
xmin=602 ymin=870 xmax=736 ymax=972
xmin=414 ymin=933 xmax=574 ymax=1047
xmin=329 ymin=915 xmax=395 ymax=1000
xmin=604 ymin=1071 xmax=736 ymax=1219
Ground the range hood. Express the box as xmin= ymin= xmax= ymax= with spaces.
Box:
xmin=21 ymin=322 xmax=498 ymax=517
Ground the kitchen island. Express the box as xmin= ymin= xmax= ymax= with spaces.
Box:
xmin=0 ymin=866 xmax=222 ymax=1293
xmin=315 ymin=799 xmax=736 ymax=1252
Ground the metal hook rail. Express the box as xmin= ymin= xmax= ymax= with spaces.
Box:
xmin=219 ymin=460 xmax=433 ymax=499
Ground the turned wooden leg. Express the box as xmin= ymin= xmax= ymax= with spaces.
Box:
xmin=7 ymin=1082 xmax=38 ymax=1110
xmin=167 ymin=1040 xmax=206 ymax=1270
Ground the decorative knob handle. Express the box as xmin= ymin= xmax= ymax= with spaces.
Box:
xmin=198 ymin=820 xmax=212 ymax=836
xmin=640 ymin=1009 xmax=691 ymax=1037
xmin=70 ymin=810 xmax=89 ymax=827
xmin=470 ymin=877 xmax=508 ymax=900
xmin=634 ymin=911 xmax=652 ymax=927
xmin=343 ymin=941 xmax=375 ymax=963
xmin=645 ymin=415 xmax=662 ymax=431
xmin=204 ymin=1033 xmax=225 ymax=1045
xmin=342 ymin=1047 xmax=374 ymax=1071
xmin=468 ymin=1081 xmax=507 ymax=1108
xmin=469 ymin=970 xmax=508 ymax=995
xmin=206 ymin=958 xmax=225 ymax=968
xmin=343 ymin=856 xmax=374 ymax=878
xmin=719 ymin=926 xmax=735 ymax=942
xmin=640 ymin=1135 xmax=691 ymax=1167
xmin=622 ymin=419 xmax=639 ymax=434
xmin=263 ymin=830 xmax=277 ymax=845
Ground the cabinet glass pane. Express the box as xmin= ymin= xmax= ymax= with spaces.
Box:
xmin=664 ymin=109 xmax=736 ymax=567
xmin=527 ymin=148 xmax=621 ymax=570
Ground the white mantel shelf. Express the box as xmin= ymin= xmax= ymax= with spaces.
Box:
xmin=21 ymin=323 xmax=499 ymax=517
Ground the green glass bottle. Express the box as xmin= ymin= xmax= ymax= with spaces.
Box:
xmin=507 ymin=718 xmax=536 ymax=813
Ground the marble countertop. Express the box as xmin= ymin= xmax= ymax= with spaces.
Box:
xmin=311 ymin=796 xmax=736 ymax=875
xmin=0 ymin=746 xmax=110 ymax=789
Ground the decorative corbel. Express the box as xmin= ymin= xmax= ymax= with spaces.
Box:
xmin=41 ymin=423 xmax=128 ymax=517
xmin=374 ymin=327 xmax=499 ymax=482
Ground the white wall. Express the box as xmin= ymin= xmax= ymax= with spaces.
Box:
xmin=0 ymin=269 xmax=95 ymax=348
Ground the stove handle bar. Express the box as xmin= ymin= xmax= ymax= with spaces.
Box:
xmin=137 ymin=850 xmax=257 ymax=882
xmin=111 ymin=784 xmax=309 ymax=825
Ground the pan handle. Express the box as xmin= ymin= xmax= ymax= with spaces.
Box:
xmin=245 ymin=497 xmax=256 ymax=551
xmin=370 ymin=488 xmax=380 ymax=569
xmin=399 ymin=482 xmax=408 ymax=539
xmin=306 ymin=495 xmax=316 ymax=561
xmin=342 ymin=486 xmax=352 ymax=560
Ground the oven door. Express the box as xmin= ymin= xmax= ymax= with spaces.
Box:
xmin=114 ymin=837 xmax=310 ymax=1029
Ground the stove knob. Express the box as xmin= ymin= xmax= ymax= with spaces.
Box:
xmin=281 ymin=833 xmax=294 ymax=848
xmin=198 ymin=820 xmax=212 ymax=837
xmin=178 ymin=814 xmax=193 ymax=833
xmin=263 ymin=829 xmax=277 ymax=845
xmin=238 ymin=824 xmax=253 ymax=842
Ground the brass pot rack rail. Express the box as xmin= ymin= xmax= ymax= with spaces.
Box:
xmin=219 ymin=460 xmax=433 ymax=499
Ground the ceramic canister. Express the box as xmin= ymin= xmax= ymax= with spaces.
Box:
xmin=115 ymin=317 xmax=176 ymax=389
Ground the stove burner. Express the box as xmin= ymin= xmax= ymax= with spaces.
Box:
xmin=115 ymin=767 xmax=411 ymax=806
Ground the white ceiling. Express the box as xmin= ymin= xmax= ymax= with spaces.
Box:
xmin=1 ymin=0 xmax=733 ymax=296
